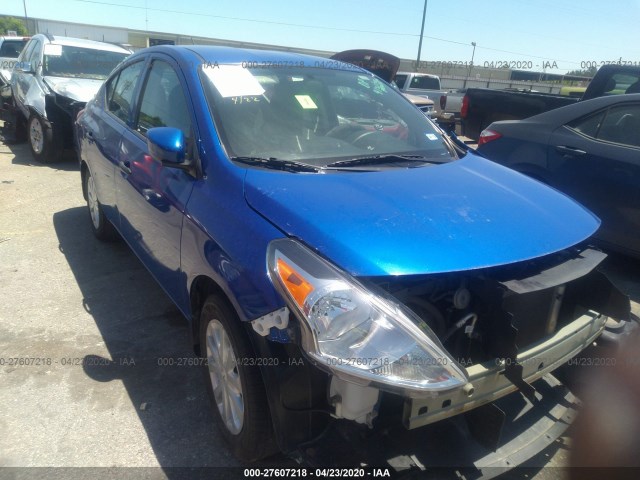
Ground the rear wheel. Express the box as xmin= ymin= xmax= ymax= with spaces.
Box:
xmin=28 ymin=114 xmax=63 ymax=163
xmin=199 ymin=294 xmax=276 ymax=461
xmin=84 ymin=168 xmax=116 ymax=241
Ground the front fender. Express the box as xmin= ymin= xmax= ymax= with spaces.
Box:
xmin=180 ymin=172 xmax=285 ymax=324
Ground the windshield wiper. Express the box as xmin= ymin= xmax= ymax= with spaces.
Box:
xmin=325 ymin=154 xmax=449 ymax=168
xmin=231 ymin=156 xmax=319 ymax=173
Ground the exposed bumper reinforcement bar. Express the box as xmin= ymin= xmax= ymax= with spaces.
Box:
xmin=403 ymin=310 xmax=604 ymax=429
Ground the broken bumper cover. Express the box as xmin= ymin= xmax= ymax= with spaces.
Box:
xmin=297 ymin=373 xmax=577 ymax=477
xmin=404 ymin=310 xmax=605 ymax=429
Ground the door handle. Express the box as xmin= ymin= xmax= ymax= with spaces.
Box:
xmin=555 ymin=145 xmax=586 ymax=156
xmin=142 ymin=189 xmax=162 ymax=202
xmin=118 ymin=160 xmax=132 ymax=175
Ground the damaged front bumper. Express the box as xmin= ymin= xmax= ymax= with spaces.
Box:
xmin=403 ymin=309 xmax=605 ymax=429
xmin=297 ymin=373 xmax=578 ymax=478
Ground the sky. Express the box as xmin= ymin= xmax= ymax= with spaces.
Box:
xmin=2 ymin=0 xmax=640 ymax=74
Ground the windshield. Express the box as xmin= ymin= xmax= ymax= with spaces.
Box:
xmin=200 ymin=65 xmax=454 ymax=168
xmin=43 ymin=45 xmax=128 ymax=80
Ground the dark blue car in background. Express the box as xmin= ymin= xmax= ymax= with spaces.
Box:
xmin=75 ymin=45 xmax=630 ymax=469
xmin=477 ymin=94 xmax=640 ymax=259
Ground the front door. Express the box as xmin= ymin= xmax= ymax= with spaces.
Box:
xmin=115 ymin=55 xmax=197 ymax=307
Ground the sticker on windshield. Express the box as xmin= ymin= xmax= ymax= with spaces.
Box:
xmin=294 ymin=95 xmax=317 ymax=109
xmin=203 ymin=65 xmax=265 ymax=98
xmin=44 ymin=44 xmax=62 ymax=56
xmin=426 ymin=133 xmax=438 ymax=141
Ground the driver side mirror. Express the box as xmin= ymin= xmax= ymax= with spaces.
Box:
xmin=147 ymin=127 xmax=192 ymax=170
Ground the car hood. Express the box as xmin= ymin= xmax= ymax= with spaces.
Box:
xmin=43 ymin=76 xmax=104 ymax=103
xmin=244 ymin=153 xmax=600 ymax=276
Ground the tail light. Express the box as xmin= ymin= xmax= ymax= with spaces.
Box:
xmin=460 ymin=95 xmax=469 ymax=119
xmin=477 ymin=129 xmax=502 ymax=146
xmin=440 ymin=95 xmax=446 ymax=110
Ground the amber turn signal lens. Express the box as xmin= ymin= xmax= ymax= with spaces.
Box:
xmin=276 ymin=258 xmax=314 ymax=308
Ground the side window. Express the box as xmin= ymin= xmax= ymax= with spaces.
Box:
xmin=568 ymin=111 xmax=606 ymax=138
xmin=597 ymin=104 xmax=640 ymax=148
xmin=106 ymin=61 xmax=145 ymax=124
xmin=18 ymin=39 xmax=36 ymax=62
xmin=136 ymin=60 xmax=192 ymax=140
xmin=28 ymin=40 xmax=42 ymax=71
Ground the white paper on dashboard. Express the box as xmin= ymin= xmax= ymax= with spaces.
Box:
xmin=203 ymin=65 xmax=265 ymax=98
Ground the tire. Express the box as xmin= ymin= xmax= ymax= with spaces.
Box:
xmin=199 ymin=294 xmax=276 ymax=461
xmin=28 ymin=114 xmax=63 ymax=163
xmin=83 ymin=168 xmax=117 ymax=241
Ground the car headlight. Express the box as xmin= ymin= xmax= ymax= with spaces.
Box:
xmin=267 ymin=239 xmax=468 ymax=395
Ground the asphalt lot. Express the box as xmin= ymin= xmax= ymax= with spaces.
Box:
xmin=0 ymin=135 xmax=638 ymax=479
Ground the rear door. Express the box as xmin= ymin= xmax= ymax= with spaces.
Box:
xmin=80 ymin=59 xmax=146 ymax=222
xmin=115 ymin=54 xmax=197 ymax=307
xmin=547 ymin=102 xmax=640 ymax=254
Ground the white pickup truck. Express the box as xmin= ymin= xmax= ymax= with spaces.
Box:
xmin=439 ymin=89 xmax=466 ymax=119
xmin=394 ymin=72 xmax=448 ymax=112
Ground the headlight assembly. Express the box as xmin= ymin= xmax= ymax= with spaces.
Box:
xmin=267 ymin=238 xmax=468 ymax=396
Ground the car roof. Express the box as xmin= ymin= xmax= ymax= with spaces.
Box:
xmin=397 ymin=71 xmax=439 ymax=78
xmin=525 ymin=93 xmax=640 ymax=125
xmin=129 ymin=45 xmax=368 ymax=72
xmin=33 ymin=34 xmax=130 ymax=54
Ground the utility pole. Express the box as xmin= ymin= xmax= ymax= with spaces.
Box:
xmin=469 ymin=42 xmax=476 ymax=77
xmin=415 ymin=0 xmax=428 ymax=72
xmin=23 ymin=0 xmax=29 ymax=35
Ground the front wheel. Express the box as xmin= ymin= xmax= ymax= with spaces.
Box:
xmin=199 ymin=294 xmax=276 ymax=461
xmin=28 ymin=114 xmax=63 ymax=163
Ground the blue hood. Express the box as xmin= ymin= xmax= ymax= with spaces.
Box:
xmin=244 ymin=153 xmax=600 ymax=276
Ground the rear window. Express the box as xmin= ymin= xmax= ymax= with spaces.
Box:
xmin=603 ymin=73 xmax=640 ymax=95
xmin=409 ymin=75 xmax=440 ymax=90
xmin=0 ymin=39 xmax=28 ymax=58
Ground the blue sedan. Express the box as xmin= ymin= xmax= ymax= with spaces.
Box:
xmin=76 ymin=45 xmax=629 ymax=466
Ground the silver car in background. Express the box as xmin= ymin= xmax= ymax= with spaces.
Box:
xmin=8 ymin=34 xmax=129 ymax=162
